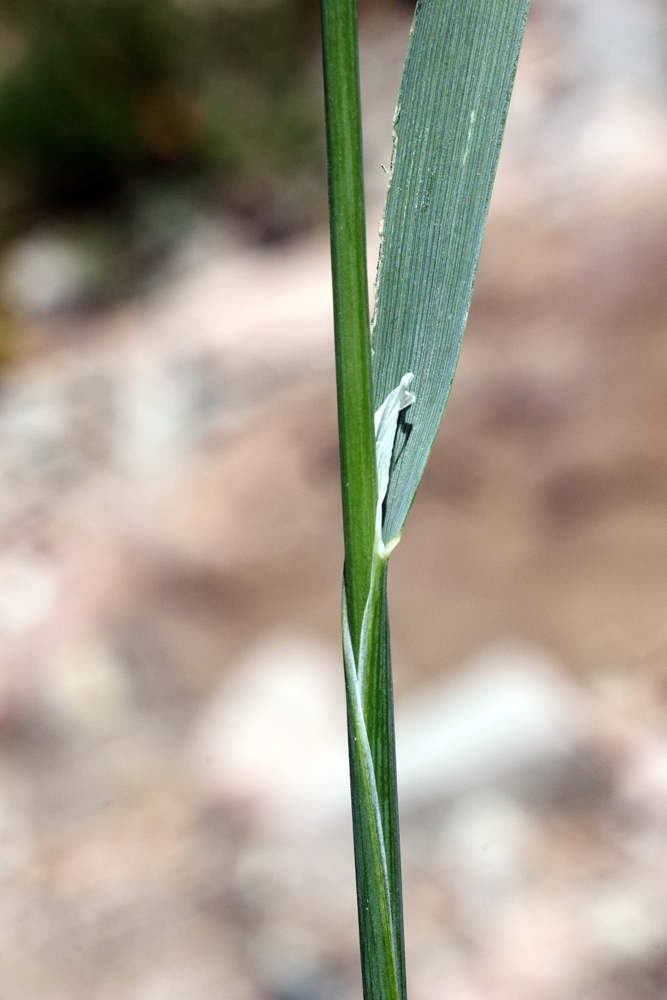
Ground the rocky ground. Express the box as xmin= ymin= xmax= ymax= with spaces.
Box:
xmin=2 ymin=2 xmax=667 ymax=998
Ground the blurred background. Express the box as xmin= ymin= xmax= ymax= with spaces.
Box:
xmin=2 ymin=0 xmax=667 ymax=997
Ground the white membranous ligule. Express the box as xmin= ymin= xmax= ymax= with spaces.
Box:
xmin=374 ymin=373 xmax=415 ymax=559
xmin=350 ymin=373 xmax=415 ymax=694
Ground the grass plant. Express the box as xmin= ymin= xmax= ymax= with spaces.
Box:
xmin=320 ymin=1 xmax=530 ymax=997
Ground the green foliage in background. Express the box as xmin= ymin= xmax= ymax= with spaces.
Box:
xmin=201 ymin=0 xmax=324 ymax=236
xmin=0 ymin=0 xmax=199 ymax=207
xmin=0 ymin=0 xmax=324 ymax=236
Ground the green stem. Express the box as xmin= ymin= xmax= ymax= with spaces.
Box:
xmin=321 ymin=5 xmax=406 ymax=998
xmin=320 ymin=0 xmax=377 ymax=654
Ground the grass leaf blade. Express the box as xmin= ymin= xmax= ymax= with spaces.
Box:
xmin=373 ymin=0 xmax=530 ymax=544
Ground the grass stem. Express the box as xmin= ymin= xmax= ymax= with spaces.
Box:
xmin=320 ymin=0 xmax=377 ymax=655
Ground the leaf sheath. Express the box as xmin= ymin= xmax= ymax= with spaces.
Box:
xmin=343 ymin=559 xmax=406 ymax=1000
